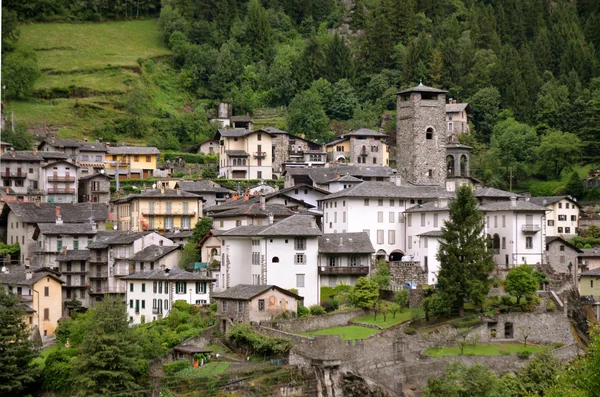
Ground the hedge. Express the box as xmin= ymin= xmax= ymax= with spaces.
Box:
xmin=163 ymin=360 xmax=191 ymax=376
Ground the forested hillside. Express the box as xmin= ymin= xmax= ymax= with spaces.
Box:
xmin=2 ymin=0 xmax=600 ymax=196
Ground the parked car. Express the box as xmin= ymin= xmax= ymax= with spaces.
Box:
xmin=403 ymin=282 xmax=418 ymax=290
xmin=581 ymin=295 xmax=595 ymax=303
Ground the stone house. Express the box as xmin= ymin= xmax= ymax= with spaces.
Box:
xmin=213 ymin=214 xmax=322 ymax=306
xmin=529 ymin=196 xmax=580 ymax=238
xmin=325 ymin=128 xmax=389 ymax=166
xmin=78 ymin=173 xmax=111 ymax=204
xmin=0 ymin=150 xmax=44 ymax=201
xmin=123 ymin=267 xmax=214 ymax=324
xmin=55 ymin=250 xmax=91 ymax=307
xmin=445 ymin=100 xmax=470 ymax=138
xmin=317 ymin=232 xmax=374 ymax=288
xmin=40 ymin=160 xmax=79 ymax=203
xmin=545 ymin=236 xmax=582 ymax=282
xmin=77 ymin=142 xmax=107 ymax=177
xmin=197 ymin=139 xmax=219 ymax=155
xmin=265 ymin=127 xmax=324 ymax=177
xmin=38 ymin=138 xmax=82 ymax=162
xmin=0 ymin=267 xmax=64 ymax=338
xmin=162 ymin=230 xmax=193 ymax=247
xmin=112 ymin=188 xmax=202 ymax=232
xmin=1 ymin=202 xmax=109 ymax=265
xmin=196 ymin=230 xmax=225 ymax=291
xmin=32 ymin=220 xmax=98 ymax=268
xmin=132 ymin=244 xmax=180 ymax=273
xmin=216 ymin=128 xmax=272 ymax=180
xmin=213 ymin=284 xmax=301 ymax=332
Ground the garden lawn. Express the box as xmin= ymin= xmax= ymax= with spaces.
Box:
xmin=424 ymin=343 xmax=545 ymax=358
xmin=197 ymin=362 xmax=229 ymax=376
xmin=300 ymin=325 xmax=379 ymax=340
xmin=354 ymin=310 xmax=412 ymax=328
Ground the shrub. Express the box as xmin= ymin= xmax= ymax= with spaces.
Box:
xmin=163 ymin=360 xmax=191 ymax=375
xmin=297 ymin=305 xmax=310 ymax=317
xmin=518 ymin=350 xmax=533 ymax=359
xmin=309 ymin=304 xmax=326 ymax=316
xmin=410 ymin=307 xmax=425 ymax=322
xmin=226 ymin=324 xmax=291 ymax=356
xmin=454 ymin=318 xmax=482 ymax=329
xmin=501 ymin=296 xmax=513 ymax=306
xmin=404 ymin=327 xmax=416 ymax=335
xmin=321 ymin=298 xmax=339 ymax=313
xmin=546 ymin=300 xmax=557 ymax=313
xmin=209 ymin=303 xmax=217 ymax=312
xmin=423 ymin=294 xmax=452 ymax=320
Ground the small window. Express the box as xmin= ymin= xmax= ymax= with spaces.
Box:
xmin=294 ymin=237 xmax=306 ymax=250
xmin=426 ymin=127 xmax=434 ymax=140
xmin=294 ymin=254 xmax=305 ymax=264
xmin=258 ymin=299 xmax=265 ymax=311
xmin=364 ymin=199 xmax=369 ymax=206
xmin=571 ymin=215 xmax=577 ymax=221
xmin=222 ymin=301 xmax=228 ymax=311
xmin=238 ymin=301 xmax=244 ymax=313
xmin=296 ymin=274 xmax=305 ymax=288
xmin=44 ymin=308 xmax=49 ymax=321
xmin=526 ymin=237 xmax=533 ymax=249
xmin=560 ymin=245 xmax=565 ymax=252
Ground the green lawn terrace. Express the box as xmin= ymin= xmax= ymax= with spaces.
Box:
xmin=424 ymin=343 xmax=546 ymax=358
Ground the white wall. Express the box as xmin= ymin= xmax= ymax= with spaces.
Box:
xmin=546 ymin=199 xmax=579 ymax=238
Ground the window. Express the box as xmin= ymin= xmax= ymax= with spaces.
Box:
xmin=257 ymin=132 xmax=262 ymax=141
xmin=159 ymin=281 xmax=162 ymax=294
xmin=565 ymin=227 xmax=571 ymax=234
xmin=378 ymin=199 xmax=383 ymax=206
xmin=560 ymin=255 xmax=565 ymax=264
xmin=57 ymin=239 xmax=63 ymax=252
xmin=390 ymin=199 xmax=395 ymax=206
xmin=433 ymin=214 xmax=438 ymax=228
xmin=176 ymin=282 xmax=187 ymax=294
xmin=421 ymin=213 xmax=426 ymax=227
xmin=294 ymin=254 xmax=305 ymax=264
xmin=129 ymin=283 xmax=134 ymax=292
xmin=590 ymin=279 xmax=593 ymax=288
xmin=364 ymin=199 xmax=369 ymax=206
xmin=343 ymin=212 xmax=346 ymax=222
xmin=296 ymin=274 xmax=305 ymax=288
xmin=558 ymin=215 xmax=567 ymax=221
xmin=389 ymin=212 xmax=395 ymax=223
xmin=558 ymin=203 xmax=562 ymax=209
xmin=373 ymin=157 xmax=377 ymax=164
xmin=558 ymin=227 xmax=563 ymax=233
xmin=134 ymin=156 xmax=139 ymax=162
xmin=129 ymin=300 xmax=133 ymax=308
xmin=295 ymin=237 xmax=306 ymax=250
xmin=526 ymin=237 xmax=533 ymax=249
xmin=423 ymin=237 xmax=428 ymax=248
xmin=548 ymin=220 xmax=555 ymax=226
xmin=146 ymin=156 xmax=151 ymax=162
xmin=222 ymin=301 xmax=228 ymax=311
xmin=252 ymin=252 xmax=260 ymax=265
xmin=426 ymin=127 xmax=433 ymax=139
xmin=257 ymin=171 xmax=262 ymax=179
xmin=407 ymin=214 xmax=412 ymax=226
xmin=388 ymin=230 xmax=395 ymax=244
xmin=571 ymin=215 xmax=577 ymax=221
xmin=196 ymin=281 xmax=206 ymax=293
xmin=501 ymin=237 xmax=506 ymax=249
xmin=377 ymin=212 xmax=383 ymax=223
xmin=377 ymin=230 xmax=384 ymax=244
xmin=408 ymin=236 xmax=412 ymax=249
xmin=142 ymin=283 xmax=146 ymax=292
xmin=238 ymin=301 xmax=244 ymax=313
xmin=153 ymin=282 xmax=157 ymax=293
xmin=258 ymin=299 xmax=265 ymax=311
xmin=502 ymin=215 xmax=506 ymax=227
xmin=494 ymin=216 xmax=498 ymax=228
xmin=334 ymin=212 xmax=337 ymax=223
xmin=44 ymin=308 xmax=49 ymax=321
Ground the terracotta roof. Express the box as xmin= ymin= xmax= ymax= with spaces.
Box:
xmin=212 ymin=284 xmax=301 ymax=301
xmin=318 ymin=232 xmax=374 ymax=253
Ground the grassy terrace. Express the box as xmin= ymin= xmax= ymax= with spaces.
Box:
xmin=353 ymin=310 xmax=412 ymax=328
xmin=300 ymin=325 xmax=380 ymax=341
xmin=424 ymin=343 xmax=545 ymax=358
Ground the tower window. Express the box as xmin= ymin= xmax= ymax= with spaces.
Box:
xmin=428 ymin=169 xmax=433 ymax=177
xmin=426 ymin=128 xmax=434 ymax=140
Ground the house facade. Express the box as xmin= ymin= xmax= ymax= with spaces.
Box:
xmin=56 ymin=250 xmax=91 ymax=307
xmin=266 ymin=127 xmax=324 ymax=176
xmin=325 ymin=129 xmax=389 ymax=166
xmin=77 ymin=142 xmax=108 ymax=177
xmin=0 ymin=150 xmax=44 ymax=200
xmin=78 ymin=173 xmax=112 ymax=203
xmin=40 ymin=161 xmax=79 ymax=203
xmin=217 ymin=128 xmax=273 ymax=180
xmin=445 ymin=101 xmax=470 ymax=138
xmin=105 ymin=145 xmax=160 ymax=180
xmin=123 ymin=267 xmax=214 ymax=324
xmin=579 ymin=268 xmax=600 ymax=301
xmin=529 ymin=196 xmax=580 ymax=238
xmin=317 ymin=232 xmax=374 ymax=288
xmin=32 ymin=220 xmax=97 ymax=268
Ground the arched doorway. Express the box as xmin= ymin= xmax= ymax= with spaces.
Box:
xmin=446 ymin=155 xmax=455 ymax=176
xmin=389 ymin=250 xmax=404 ymax=262
xmin=375 ymin=249 xmax=387 ymax=261
xmin=460 ymin=155 xmax=468 ymax=176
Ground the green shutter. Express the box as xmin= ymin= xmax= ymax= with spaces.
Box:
xmin=129 ymin=283 xmax=133 ymax=292
xmin=141 ymin=300 xmax=145 ymax=309
xmin=129 ymin=300 xmax=133 ymax=308
xmin=142 ymin=283 xmax=145 ymax=292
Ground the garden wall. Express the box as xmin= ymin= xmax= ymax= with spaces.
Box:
xmin=474 ymin=312 xmax=574 ymax=345
xmin=260 ymin=309 xmax=366 ymax=333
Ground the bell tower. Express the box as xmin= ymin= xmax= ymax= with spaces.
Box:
xmin=396 ymin=84 xmax=448 ymax=186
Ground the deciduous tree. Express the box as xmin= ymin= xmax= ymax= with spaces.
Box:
xmin=504 ymin=265 xmax=538 ymax=304
xmin=350 ymin=277 xmax=379 ymax=310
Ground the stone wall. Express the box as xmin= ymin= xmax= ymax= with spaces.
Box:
xmin=261 ymin=309 xmax=366 ymax=333
xmin=348 ymin=137 xmax=386 ymax=166
xmin=271 ymin=134 xmax=288 ymax=174
xmin=389 ymin=261 xmax=427 ymax=287
xmin=409 ymin=289 xmax=425 ymax=308
xmin=474 ymin=312 xmax=574 ymax=345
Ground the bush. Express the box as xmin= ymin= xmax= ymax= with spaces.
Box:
xmin=454 ymin=318 xmax=482 ymax=329
xmin=501 ymin=296 xmax=513 ymax=306
xmin=518 ymin=350 xmax=533 ymax=359
xmin=320 ymin=298 xmax=339 ymax=313
xmin=226 ymin=324 xmax=291 ymax=356
xmin=297 ymin=305 xmax=310 ymax=317
xmin=309 ymin=305 xmax=326 ymax=316
xmin=423 ymin=294 xmax=452 ymax=320
xmin=410 ymin=307 xmax=425 ymax=322
xmin=404 ymin=327 xmax=416 ymax=335
xmin=163 ymin=360 xmax=191 ymax=375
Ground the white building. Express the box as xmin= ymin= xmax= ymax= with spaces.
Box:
xmin=529 ymin=196 xmax=580 ymax=238
xmin=32 ymin=221 xmax=98 ymax=268
xmin=480 ymin=198 xmax=548 ymax=268
xmin=216 ymin=128 xmax=273 ymax=180
xmin=214 ymin=215 xmax=322 ymax=306
xmin=40 ymin=161 xmax=79 ymax=203
xmin=317 ymin=232 xmax=374 ymax=288
xmin=123 ymin=267 xmax=214 ymax=324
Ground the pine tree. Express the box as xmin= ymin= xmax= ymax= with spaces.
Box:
xmin=428 ymin=48 xmax=444 ymax=87
xmin=72 ymin=296 xmax=145 ymax=397
xmin=565 ymin=171 xmax=585 ymax=199
xmin=244 ymin=0 xmax=272 ymax=61
xmin=325 ymin=33 xmax=354 ymax=83
xmin=436 ymin=185 xmax=495 ymax=317
xmin=0 ymin=289 xmax=40 ymax=396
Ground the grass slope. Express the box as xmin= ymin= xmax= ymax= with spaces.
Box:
xmin=424 ymin=343 xmax=545 ymax=358
xmin=300 ymin=325 xmax=379 ymax=340
xmin=354 ymin=310 xmax=412 ymax=328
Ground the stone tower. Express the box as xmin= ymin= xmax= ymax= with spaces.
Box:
xmin=396 ymin=84 xmax=448 ymax=186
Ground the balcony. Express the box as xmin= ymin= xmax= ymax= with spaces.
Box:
xmin=359 ymin=149 xmax=368 ymax=156
xmin=48 ymin=175 xmax=76 ymax=182
xmin=318 ymin=266 xmax=370 ymax=275
xmin=61 ymin=270 xmax=87 ymax=275
xmin=254 ymin=151 xmax=267 ymax=158
xmin=89 ymin=270 xmax=108 ymax=278
xmin=89 ymin=287 xmax=126 ymax=294
xmin=521 ymin=224 xmax=541 ymax=233
xmin=1 ymin=171 xmax=27 ymax=179
xmin=113 ymin=268 xmax=131 ymax=277
xmin=64 ymin=282 xmax=87 ymax=288
xmin=89 ymin=258 xmax=107 ymax=264
xmin=152 ymin=308 xmax=164 ymax=314
xmin=48 ymin=187 xmax=75 ymax=194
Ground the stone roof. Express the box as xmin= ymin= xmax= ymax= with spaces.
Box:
xmin=37 ymin=223 xmax=98 ymax=235
xmin=114 ymin=189 xmax=201 ymax=203
xmin=418 ymin=230 xmax=444 ymax=237
xmin=38 ymin=152 xmax=69 ymax=160
xmin=270 ymin=184 xmax=331 ymax=196
xmin=55 ymin=250 xmax=91 ymax=262
xmin=446 ymin=103 xmax=469 ymax=113
xmin=318 ymin=232 xmax=374 ymax=254
xmin=215 ymin=214 xmax=321 ymax=237
xmin=327 ymin=175 xmax=364 ymax=183
xmin=478 ymin=200 xmax=549 ymax=212
xmin=446 ymin=143 xmax=472 ymax=150
xmin=87 ymin=232 xmax=151 ymax=249
xmin=285 ymin=165 xmax=396 ymax=185
xmin=0 ymin=270 xmax=64 ymax=286
xmin=323 ymin=181 xmax=454 ymax=200
xmin=231 ymin=115 xmax=252 ymax=122
xmin=5 ymin=202 xmax=109 ymax=223
xmin=217 ymin=128 xmax=253 ymax=138
xmin=210 ymin=203 xmax=297 ymax=218
xmin=42 ymin=160 xmax=80 ymax=169
xmin=404 ymin=201 xmax=450 ymax=213
xmin=204 ymin=197 xmax=260 ymax=213
xmin=474 ymin=187 xmax=520 ymax=198
xmin=107 ymin=146 xmax=160 ymax=155
xmin=41 ymin=138 xmax=82 ymax=148
xmin=0 ymin=151 xmax=43 ymax=161
xmin=224 ymin=150 xmax=249 ymax=157
xmin=580 ymin=268 xmax=600 ymax=276
xmin=122 ymin=266 xmax=214 ymax=281
xmin=163 ymin=230 xmax=194 ymax=239
xmin=580 ymin=248 xmax=600 ymax=258
xmin=262 ymin=127 xmax=288 ymax=134
xmin=397 ymin=84 xmax=448 ymax=95
xmin=545 ymin=236 xmax=582 ymax=253
xmin=212 ymin=284 xmax=301 ymax=301
xmin=342 ymin=128 xmax=388 ymax=137
xmin=176 ymin=181 xmax=233 ymax=194
xmin=79 ymin=143 xmax=108 ymax=152
xmin=132 ymin=245 xmax=180 ymax=262
xmin=79 ymin=173 xmax=112 ymax=181
xmin=529 ymin=196 xmax=581 ymax=208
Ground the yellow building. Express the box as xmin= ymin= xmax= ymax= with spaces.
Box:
xmin=0 ymin=269 xmax=64 ymax=337
xmin=113 ymin=188 xmax=203 ymax=232
xmin=580 ymin=268 xmax=600 ymax=300
xmin=106 ymin=145 xmax=160 ymax=180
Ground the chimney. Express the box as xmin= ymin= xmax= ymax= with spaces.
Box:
xmin=232 ymin=193 xmax=239 ymax=201
xmin=51 ymin=137 xmax=55 ymax=144
xmin=176 ymin=188 xmax=181 ymax=195
xmin=55 ymin=206 xmax=61 ymax=218
xmin=197 ymin=175 xmax=202 ymax=181
xmin=160 ymin=187 xmax=165 ymax=194
xmin=310 ymin=217 xmax=317 ymax=228
xmin=510 ymin=196 xmax=517 ymax=207
xmin=336 ymin=173 xmax=340 ymax=179
xmin=260 ymin=194 xmax=266 ymax=210
xmin=438 ymin=197 xmax=448 ymax=208
xmin=268 ymin=213 xmax=274 ymax=224
xmin=10 ymin=149 xmax=15 ymax=158
xmin=25 ymin=271 xmax=32 ymax=280
xmin=84 ymin=138 xmax=88 ymax=142
xmin=105 ymin=142 xmax=110 ymax=150
xmin=33 ymin=148 xmax=37 ymax=156
xmin=339 ymin=236 xmax=344 ymax=246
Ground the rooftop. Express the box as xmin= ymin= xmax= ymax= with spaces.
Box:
xmin=214 ymin=214 xmax=321 ymax=237
xmin=107 ymin=146 xmax=160 ymax=155
xmin=41 ymin=138 xmax=83 ymax=148
xmin=474 ymin=187 xmax=521 ymax=198
xmin=405 ymin=200 xmax=450 ymax=213
xmin=114 ymin=189 xmax=201 ymax=203
xmin=418 ymin=230 xmax=444 ymax=237
xmin=285 ymin=165 xmax=396 ymax=185
xmin=0 ymin=151 xmax=43 ymax=161
xmin=176 ymin=181 xmax=233 ymax=194
xmin=87 ymin=231 xmax=151 ymax=249
xmin=4 ymin=202 xmax=109 ymax=223
xmin=212 ymin=284 xmax=302 ymax=301
xmin=529 ymin=196 xmax=580 ymax=208
xmin=478 ymin=200 xmax=549 ymax=212
xmin=217 ymin=128 xmax=253 ymax=138
xmin=580 ymin=267 xmax=600 ymax=276
xmin=446 ymin=103 xmax=469 ymax=113
xmin=318 ymin=232 xmax=374 ymax=254
xmin=37 ymin=223 xmax=98 ymax=235
xmin=224 ymin=150 xmax=250 ymax=157
xmin=132 ymin=245 xmax=180 ymax=262
xmin=55 ymin=250 xmax=91 ymax=262
xmin=122 ymin=266 xmax=214 ymax=281
xmin=580 ymin=248 xmax=600 ymax=258
xmin=0 ymin=270 xmax=64 ymax=286
xmin=323 ymin=181 xmax=453 ymax=200
xmin=341 ymin=128 xmax=388 ymax=138
xmin=209 ymin=202 xmax=298 ymax=218
xmin=397 ymin=84 xmax=448 ymax=95
xmin=79 ymin=142 xmax=108 ymax=152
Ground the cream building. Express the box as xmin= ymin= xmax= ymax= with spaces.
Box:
xmin=105 ymin=145 xmax=160 ymax=180
xmin=325 ymin=128 xmax=390 ymax=166
xmin=529 ymin=196 xmax=580 ymax=238
xmin=113 ymin=188 xmax=202 ymax=232
xmin=216 ymin=128 xmax=273 ymax=180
